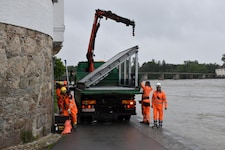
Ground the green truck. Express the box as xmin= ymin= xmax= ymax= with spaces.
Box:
xmin=70 ymin=9 xmax=141 ymax=123
xmin=73 ymin=46 xmax=141 ymax=123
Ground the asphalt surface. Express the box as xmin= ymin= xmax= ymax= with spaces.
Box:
xmin=51 ymin=120 xmax=167 ymax=150
xmin=51 ymin=116 xmax=202 ymax=150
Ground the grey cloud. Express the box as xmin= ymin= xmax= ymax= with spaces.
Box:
xmin=57 ymin=0 xmax=225 ymax=66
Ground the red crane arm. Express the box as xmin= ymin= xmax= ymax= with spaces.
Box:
xmin=87 ymin=9 xmax=135 ymax=72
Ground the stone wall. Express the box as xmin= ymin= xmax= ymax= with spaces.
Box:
xmin=0 ymin=23 xmax=54 ymax=149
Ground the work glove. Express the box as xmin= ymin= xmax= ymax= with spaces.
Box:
xmin=68 ymin=108 xmax=71 ymax=114
xmin=165 ymin=108 xmax=167 ymax=110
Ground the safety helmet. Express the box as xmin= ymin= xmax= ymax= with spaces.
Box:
xmin=59 ymin=81 xmax=63 ymax=86
xmin=61 ymin=87 xmax=67 ymax=93
xmin=156 ymin=83 xmax=161 ymax=87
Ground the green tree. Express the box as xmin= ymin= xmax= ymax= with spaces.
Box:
xmin=222 ymin=54 xmax=225 ymax=64
xmin=206 ymin=63 xmax=220 ymax=73
xmin=139 ymin=60 xmax=218 ymax=73
xmin=53 ymin=57 xmax=65 ymax=80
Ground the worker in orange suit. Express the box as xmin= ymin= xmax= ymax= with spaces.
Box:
xmin=62 ymin=89 xmax=78 ymax=128
xmin=56 ymin=82 xmax=64 ymax=114
xmin=140 ymin=81 xmax=152 ymax=125
xmin=152 ymin=83 xmax=167 ymax=128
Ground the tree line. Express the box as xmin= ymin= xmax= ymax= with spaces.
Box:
xmin=54 ymin=54 xmax=225 ymax=80
xmin=139 ymin=59 xmax=219 ymax=73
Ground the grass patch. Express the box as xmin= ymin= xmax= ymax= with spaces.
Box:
xmin=20 ymin=129 xmax=37 ymax=143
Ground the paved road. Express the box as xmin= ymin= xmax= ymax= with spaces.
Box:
xmin=51 ymin=116 xmax=202 ymax=150
xmin=51 ymin=119 xmax=167 ymax=150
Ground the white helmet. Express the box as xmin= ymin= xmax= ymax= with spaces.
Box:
xmin=156 ymin=83 xmax=161 ymax=87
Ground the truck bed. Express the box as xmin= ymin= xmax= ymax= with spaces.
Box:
xmin=76 ymin=86 xmax=141 ymax=95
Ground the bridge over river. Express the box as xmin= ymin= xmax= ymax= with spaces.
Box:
xmin=139 ymin=72 xmax=215 ymax=80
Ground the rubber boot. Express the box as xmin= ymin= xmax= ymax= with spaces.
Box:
xmin=158 ymin=120 xmax=163 ymax=128
xmin=152 ymin=120 xmax=158 ymax=128
xmin=140 ymin=121 xmax=145 ymax=124
xmin=73 ymin=122 xmax=77 ymax=129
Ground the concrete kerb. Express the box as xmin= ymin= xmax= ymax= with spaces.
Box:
xmin=1 ymin=133 xmax=62 ymax=150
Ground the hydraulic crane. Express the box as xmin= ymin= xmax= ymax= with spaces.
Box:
xmin=86 ymin=9 xmax=135 ymax=72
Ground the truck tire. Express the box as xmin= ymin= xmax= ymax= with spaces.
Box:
xmin=124 ymin=115 xmax=131 ymax=121
xmin=79 ymin=116 xmax=85 ymax=124
xmin=86 ymin=116 xmax=92 ymax=124
xmin=117 ymin=116 xmax=124 ymax=121
xmin=79 ymin=116 xmax=92 ymax=124
xmin=118 ymin=115 xmax=131 ymax=121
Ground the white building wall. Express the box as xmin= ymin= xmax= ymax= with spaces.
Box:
xmin=215 ymin=69 xmax=225 ymax=76
xmin=53 ymin=0 xmax=65 ymax=42
xmin=0 ymin=0 xmax=54 ymax=37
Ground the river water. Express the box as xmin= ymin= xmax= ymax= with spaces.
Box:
xmin=135 ymin=79 xmax=225 ymax=150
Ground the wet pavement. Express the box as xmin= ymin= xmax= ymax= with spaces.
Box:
xmin=132 ymin=117 xmax=204 ymax=150
xmin=51 ymin=118 xmax=166 ymax=150
xmin=51 ymin=116 xmax=203 ymax=150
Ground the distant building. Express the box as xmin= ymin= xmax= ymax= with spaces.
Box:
xmin=215 ymin=67 xmax=225 ymax=77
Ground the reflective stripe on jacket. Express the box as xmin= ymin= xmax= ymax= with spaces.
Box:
xmin=152 ymin=90 xmax=168 ymax=108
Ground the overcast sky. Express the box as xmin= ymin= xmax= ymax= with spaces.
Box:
xmin=56 ymin=0 xmax=225 ymax=66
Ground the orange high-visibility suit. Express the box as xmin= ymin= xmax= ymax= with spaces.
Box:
xmin=152 ymin=89 xmax=167 ymax=127
xmin=56 ymin=88 xmax=63 ymax=113
xmin=56 ymin=82 xmax=63 ymax=114
xmin=63 ymin=94 xmax=78 ymax=126
xmin=58 ymin=94 xmax=66 ymax=114
xmin=140 ymin=82 xmax=152 ymax=124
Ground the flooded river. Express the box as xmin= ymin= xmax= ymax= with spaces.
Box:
xmin=136 ymin=79 xmax=225 ymax=150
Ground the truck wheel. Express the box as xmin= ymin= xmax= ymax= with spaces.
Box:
xmin=117 ymin=116 xmax=124 ymax=121
xmin=79 ymin=116 xmax=85 ymax=124
xmin=80 ymin=116 xmax=93 ymax=124
xmin=124 ymin=115 xmax=131 ymax=121
xmin=86 ymin=116 xmax=92 ymax=124
xmin=118 ymin=115 xmax=131 ymax=121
